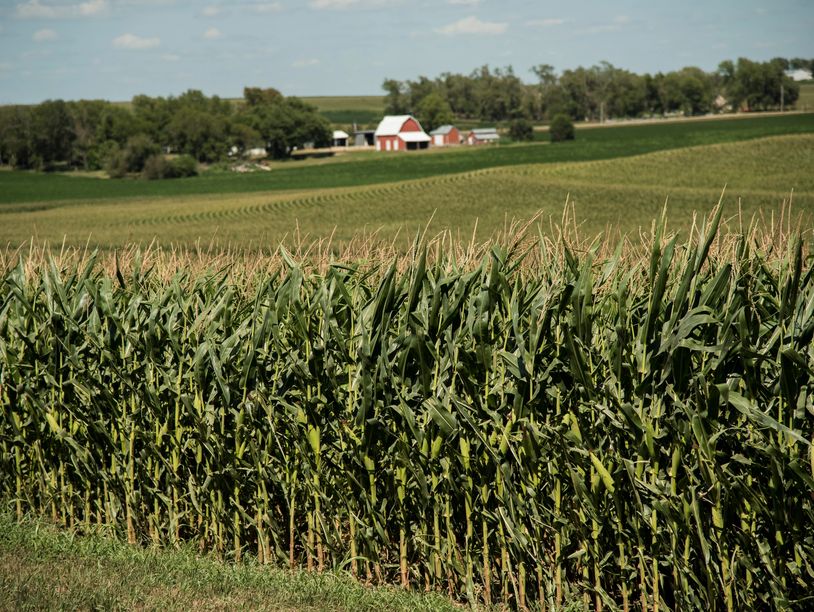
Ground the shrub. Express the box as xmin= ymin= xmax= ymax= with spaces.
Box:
xmin=87 ymin=140 xmax=120 ymax=172
xmin=549 ymin=114 xmax=575 ymax=142
xmin=142 ymin=154 xmax=198 ymax=180
xmin=105 ymin=149 xmax=128 ymax=178
xmin=508 ymin=118 xmax=534 ymax=142
xmin=169 ymin=154 xmax=198 ymax=178
xmin=123 ymin=135 xmax=161 ymax=172
xmin=106 ymin=134 xmax=160 ymax=178
xmin=142 ymin=155 xmax=170 ymax=180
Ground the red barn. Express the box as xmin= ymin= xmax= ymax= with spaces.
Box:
xmin=466 ymin=128 xmax=500 ymax=145
xmin=374 ymin=115 xmax=431 ymax=151
xmin=429 ymin=125 xmax=461 ymax=146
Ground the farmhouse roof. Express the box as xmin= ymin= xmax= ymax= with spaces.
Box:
xmin=375 ymin=115 xmax=424 ymax=137
xmin=333 ymin=130 xmax=349 ymax=139
xmin=430 ymin=125 xmax=456 ymax=135
xmin=471 ymin=128 xmax=498 ymax=135
xmin=399 ymin=132 xmax=431 ymax=143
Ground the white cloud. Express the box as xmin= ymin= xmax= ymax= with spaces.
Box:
xmin=202 ymin=5 xmax=220 ymax=16
xmin=113 ymin=33 xmax=160 ymax=49
xmin=16 ymin=0 xmax=108 ymax=19
xmin=293 ymin=58 xmax=320 ymax=67
xmin=162 ymin=53 xmax=180 ymax=61
xmin=33 ymin=28 xmax=58 ymax=41
xmin=436 ymin=15 xmax=507 ymax=35
xmin=448 ymin=0 xmax=479 ymax=5
xmin=204 ymin=27 xmax=222 ymax=39
xmin=309 ymin=0 xmax=397 ymax=8
xmin=116 ymin=0 xmax=177 ymax=5
xmin=249 ymin=1 xmax=283 ymax=12
xmin=526 ymin=18 xmax=564 ymax=27
xmin=310 ymin=0 xmax=354 ymax=7
xmin=78 ymin=0 xmax=106 ymax=14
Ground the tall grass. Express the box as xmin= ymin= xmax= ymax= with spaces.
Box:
xmin=1 ymin=208 xmax=812 ymax=610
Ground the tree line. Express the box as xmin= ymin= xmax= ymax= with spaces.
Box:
xmin=385 ymin=57 xmax=809 ymax=129
xmin=0 ymin=87 xmax=331 ymax=176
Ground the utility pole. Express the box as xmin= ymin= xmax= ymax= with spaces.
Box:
xmin=780 ymin=84 xmax=784 ymax=112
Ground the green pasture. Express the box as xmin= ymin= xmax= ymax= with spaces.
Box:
xmin=320 ymin=110 xmax=381 ymax=125
xmin=2 ymin=134 xmax=811 ymax=250
xmin=300 ymin=95 xmax=385 ymax=112
xmin=300 ymin=95 xmax=385 ymax=127
xmin=1 ymin=113 xmax=813 ymax=208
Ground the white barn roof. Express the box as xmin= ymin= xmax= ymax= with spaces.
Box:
xmin=333 ymin=130 xmax=350 ymax=139
xmin=430 ymin=125 xmax=456 ymax=136
xmin=470 ymin=128 xmax=500 ymax=141
xmin=400 ymin=132 xmax=431 ymax=143
xmin=375 ymin=115 xmax=425 ymax=137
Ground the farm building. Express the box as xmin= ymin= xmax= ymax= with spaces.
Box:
xmin=467 ymin=128 xmax=500 ymax=145
xmin=713 ymin=94 xmax=730 ymax=112
xmin=353 ymin=130 xmax=375 ymax=147
xmin=374 ymin=115 xmax=431 ymax=151
xmin=332 ymin=130 xmax=349 ymax=147
xmin=429 ymin=125 xmax=461 ymax=146
xmin=246 ymin=147 xmax=267 ymax=159
xmin=787 ymin=68 xmax=813 ymax=82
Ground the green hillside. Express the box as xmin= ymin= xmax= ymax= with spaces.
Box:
xmin=1 ymin=134 xmax=811 ymax=250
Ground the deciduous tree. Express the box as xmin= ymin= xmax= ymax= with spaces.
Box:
xmin=416 ymin=93 xmax=453 ymax=133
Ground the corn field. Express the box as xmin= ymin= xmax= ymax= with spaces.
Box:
xmin=1 ymin=210 xmax=813 ymax=610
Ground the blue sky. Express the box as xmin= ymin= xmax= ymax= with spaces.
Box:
xmin=0 ymin=0 xmax=812 ymax=104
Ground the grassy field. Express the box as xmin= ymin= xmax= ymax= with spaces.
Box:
xmin=796 ymin=82 xmax=814 ymax=111
xmin=1 ymin=133 xmax=811 ymax=250
xmin=300 ymin=95 xmax=385 ymax=126
xmin=0 ymin=512 xmax=465 ymax=612
xmin=300 ymin=95 xmax=385 ymax=112
xmin=1 ymin=113 xmax=813 ymax=210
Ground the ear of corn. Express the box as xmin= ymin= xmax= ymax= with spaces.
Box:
xmin=1 ymin=214 xmax=813 ymax=609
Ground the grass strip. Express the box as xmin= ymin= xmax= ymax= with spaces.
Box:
xmin=0 ymin=511 xmax=465 ymax=612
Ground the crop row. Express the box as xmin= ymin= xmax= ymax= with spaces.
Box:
xmin=1 ymin=210 xmax=813 ymax=610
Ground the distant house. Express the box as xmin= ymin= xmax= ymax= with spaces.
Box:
xmin=467 ymin=128 xmax=500 ymax=145
xmin=713 ymin=94 xmax=730 ymax=112
xmin=246 ymin=147 xmax=267 ymax=159
xmin=429 ymin=125 xmax=461 ymax=147
xmin=333 ymin=130 xmax=349 ymax=147
xmin=374 ymin=115 xmax=431 ymax=151
xmin=786 ymin=68 xmax=813 ymax=82
xmin=354 ymin=130 xmax=375 ymax=147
